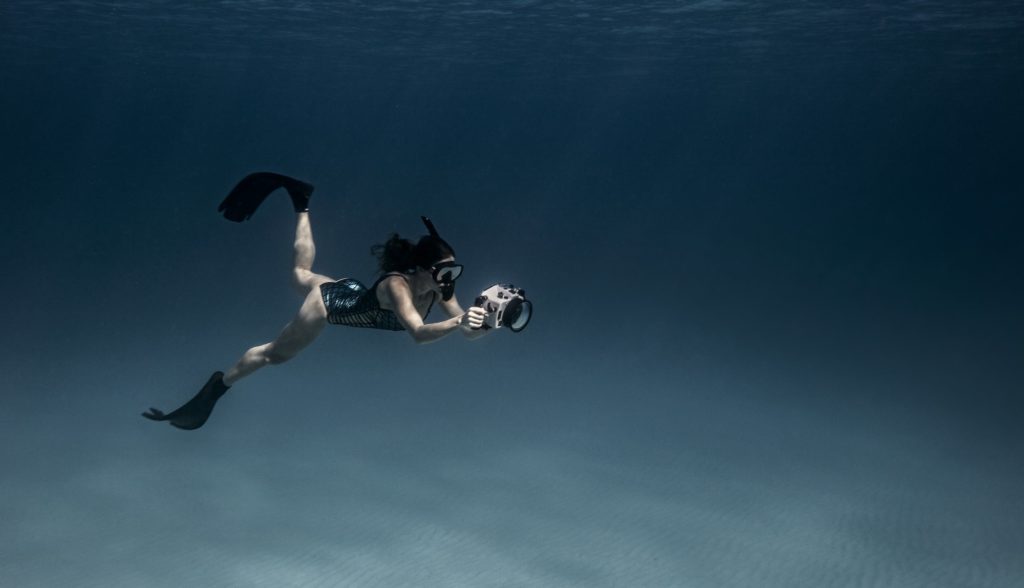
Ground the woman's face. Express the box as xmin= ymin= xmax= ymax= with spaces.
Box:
xmin=425 ymin=256 xmax=455 ymax=290
xmin=418 ymin=256 xmax=460 ymax=296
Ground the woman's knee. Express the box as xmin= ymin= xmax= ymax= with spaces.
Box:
xmin=292 ymin=268 xmax=314 ymax=292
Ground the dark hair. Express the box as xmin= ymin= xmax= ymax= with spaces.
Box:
xmin=371 ymin=233 xmax=456 ymax=274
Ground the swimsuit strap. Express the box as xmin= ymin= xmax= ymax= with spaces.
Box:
xmin=370 ymin=271 xmax=412 ymax=289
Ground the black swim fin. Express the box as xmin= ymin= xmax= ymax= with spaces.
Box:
xmin=218 ymin=172 xmax=315 ymax=222
xmin=142 ymin=371 xmax=230 ymax=430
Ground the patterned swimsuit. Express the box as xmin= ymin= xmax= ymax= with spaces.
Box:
xmin=319 ymin=272 xmax=434 ymax=331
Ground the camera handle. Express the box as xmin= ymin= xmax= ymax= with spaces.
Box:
xmin=471 ymin=295 xmax=494 ymax=330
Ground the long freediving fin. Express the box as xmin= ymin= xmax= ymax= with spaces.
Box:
xmin=142 ymin=371 xmax=230 ymax=430
xmin=218 ymin=172 xmax=315 ymax=222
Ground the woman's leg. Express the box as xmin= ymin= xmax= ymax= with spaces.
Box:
xmin=222 ymin=284 xmax=329 ymax=386
xmin=292 ymin=211 xmax=335 ymax=295
xmin=224 ymin=212 xmax=335 ymax=386
xmin=142 ymin=290 xmax=327 ymax=428
xmin=142 ymin=212 xmax=338 ymax=429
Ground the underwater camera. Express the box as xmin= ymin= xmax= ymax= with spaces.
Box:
xmin=474 ymin=284 xmax=532 ymax=332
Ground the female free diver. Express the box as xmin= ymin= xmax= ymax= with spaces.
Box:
xmin=142 ymin=172 xmax=490 ymax=430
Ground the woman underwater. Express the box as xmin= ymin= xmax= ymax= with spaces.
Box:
xmin=143 ymin=172 xmax=490 ymax=430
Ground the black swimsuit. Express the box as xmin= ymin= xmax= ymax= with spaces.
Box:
xmin=319 ymin=272 xmax=434 ymax=331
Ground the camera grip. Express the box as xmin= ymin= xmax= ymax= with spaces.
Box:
xmin=471 ymin=295 xmax=495 ymax=330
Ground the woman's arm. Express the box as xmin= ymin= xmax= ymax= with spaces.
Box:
xmin=383 ymin=278 xmax=477 ymax=344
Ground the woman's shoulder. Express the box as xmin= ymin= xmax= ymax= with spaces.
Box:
xmin=374 ymin=272 xmax=411 ymax=304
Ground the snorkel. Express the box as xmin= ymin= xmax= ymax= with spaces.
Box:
xmin=419 ymin=216 xmax=458 ymax=301
xmin=421 ymin=216 xmax=441 ymax=240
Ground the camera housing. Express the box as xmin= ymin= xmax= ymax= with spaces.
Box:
xmin=474 ymin=284 xmax=532 ymax=332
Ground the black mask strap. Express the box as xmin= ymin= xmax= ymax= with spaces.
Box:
xmin=422 ymin=217 xmax=455 ymax=298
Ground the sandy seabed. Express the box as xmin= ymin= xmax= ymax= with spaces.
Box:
xmin=2 ymin=364 xmax=1021 ymax=588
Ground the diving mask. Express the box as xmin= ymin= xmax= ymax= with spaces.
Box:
xmin=430 ymin=261 xmax=462 ymax=301
xmin=431 ymin=261 xmax=463 ymax=284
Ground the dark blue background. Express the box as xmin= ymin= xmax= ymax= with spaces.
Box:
xmin=1 ymin=2 xmax=1022 ymax=586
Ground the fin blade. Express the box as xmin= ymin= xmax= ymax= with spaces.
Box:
xmin=218 ymin=172 xmax=310 ymax=222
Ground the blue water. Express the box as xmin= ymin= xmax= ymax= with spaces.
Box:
xmin=2 ymin=2 xmax=1022 ymax=586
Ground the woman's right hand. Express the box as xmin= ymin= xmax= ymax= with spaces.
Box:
xmin=460 ymin=306 xmax=488 ymax=330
